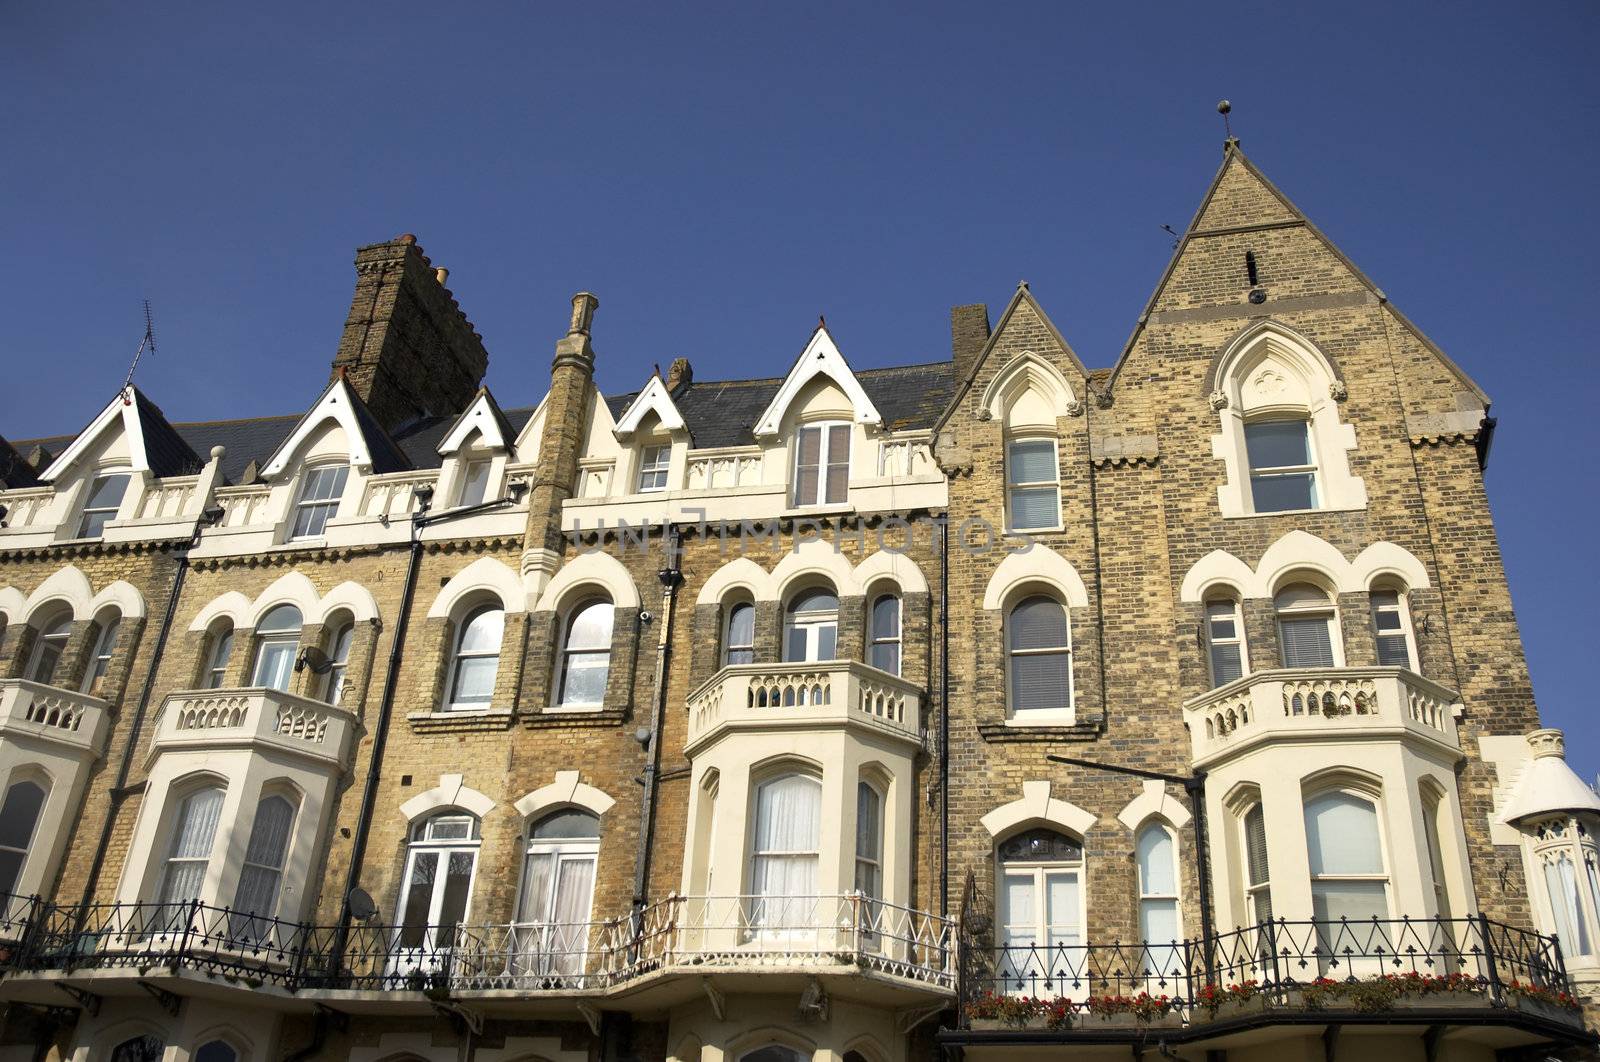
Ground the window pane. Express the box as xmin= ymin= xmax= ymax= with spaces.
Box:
xmin=451 ymin=656 xmax=498 ymax=706
xmin=1305 ymin=793 xmax=1384 ymax=876
xmin=1250 ymin=472 xmax=1316 ymax=512
xmin=825 ymin=425 xmax=850 ymax=504
xmin=1279 ymin=616 xmax=1335 ymax=668
xmin=1311 ymin=880 xmax=1388 ymax=924
xmin=565 ymin=602 xmax=614 ymax=651
xmin=754 ymin=775 xmax=821 ymax=852
xmin=1010 ymin=651 xmax=1071 ymax=711
xmin=1376 ymin=634 xmax=1411 ymax=667
xmin=1205 ymin=602 xmax=1237 ymax=639
xmin=1136 ymin=826 xmax=1176 ymax=895
xmin=84 ymin=473 xmax=131 ymax=510
xmin=196 ymin=1042 xmax=239 ymax=1062
xmin=788 ymin=589 xmax=839 ymax=615
xmin=870 ymin=641 xmax=900 ymax=674
xmin=459 ymin=607 xmax=506 ymax=653
xmin=532 ymin=809 xmax=600 ymax=840
xmin=784 ymin=626 xmax=808 ymax=663
xmin=440 ymin=850 xmax=477 ymax=930
xmin=816 ymin=624 xmax=837 ymax=661
xmin=1244 ymin=806 xmax=1270 ymax=887
xmin=399 ymin=850 xmax=438 ymax=947
xmin=1007 ymin=440 xmax=1057 ymax=485
xmin=1009 ymin=486 xmax=1060 ymax=529
xmin=244 ymin=796 xmax=295 ymax=868
xmin=1245 ymin=421 xmax=1311 ymax=470
xmin=1140 ymin=897 xmax=1180 ymax=944
xmin=1008 ymin=597 xmax=1067 ymax=651
xmin=1209 ymin=643 xmax=1243 ymax=685
xmin=172 ymin=789 xmax=225 ymax=860
xmin=871 ymin=595 xmax=900 ymax=640
xmin=856 ymin=783 xmax=882 ymax=862
xmin=460 ymin=460 xmax=491 ymax=506
xmin=257 ymin=606 xmax=302 ymax=633
xmin=252 ymin=640 xmax=297 ymax=690
xmin=559 ymin=653 xmax=609 ymax=705
xmin=520 ymin=851 xmax=555 ymax=920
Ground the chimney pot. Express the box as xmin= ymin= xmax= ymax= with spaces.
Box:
xmin=398 ymin=233 xmax=417 ymax=245
xmin=435 ymin=267 xmax=449 ymax=286
xmin=569 ymin=292 xmax=599 ymax=336
xmin=666 ymin=357 xmax=693 ymax=392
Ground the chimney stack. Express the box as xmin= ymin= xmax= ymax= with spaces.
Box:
xmin=329 ymin=234 xmax=490 ymax=432
xmin=950 ymin=303 xmax=991 ymax=380
xmin=666 ymin=357 xmax=693 ymax=393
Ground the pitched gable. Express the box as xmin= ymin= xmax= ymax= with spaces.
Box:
xmin=438 ymin=387 xmax=517 ymax=455
xmin=260 ymin=376 xmax=412 ymax=478
xmin=613 ymin=374 xmax=687 ymax=438
xmin=752 ymin=324 xmax=882 ymax=438
xmin=38 ymin=386 xmax=202 ymax=482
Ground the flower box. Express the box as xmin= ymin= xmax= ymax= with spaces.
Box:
xmin=1085 ymin=1011 xmax=1184 ymax=1029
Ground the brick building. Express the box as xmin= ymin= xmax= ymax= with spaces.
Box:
xmin=0 ymin=142 xmax=1593 ymax=1062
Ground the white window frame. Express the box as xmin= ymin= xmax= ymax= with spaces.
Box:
xmin=1136 ymin=822 xmax=1181 ymax=944
xmin=1204 ymin=597 xmax=1248 ymax=687
xmin=1242 ymin=802 xmax=1273 ymax=925
xmin=154 ymin=785 xmax=226 ymax=912
xmin=82 ymin=615 xmax=120 ymax=694
xmin=747 ymin=772 xmax=823 ymax=938
xmin=24 ymin=614 xmax=73 ymax=686
xmin=1243 ymin=416 xmax=1320 ymax=513
xmin=229 ymin=792 xmax=298 ymax=942
xmin=1004 ymin=435 xmax=1062 ymax=533
xmin=394 ymin=813 xmax=482 ymax=966
xmin=446 ymin=605 xmax=504 ymax=711
xmin=723 ymin=601 xmax=755 ymax=666
xmin=1369 ymin=586 xmax=1417 ymax=670
xmin=1304 ymin=789 xmax=1392 ymax=924
xmin=1274 ymin=583 xmax=1343 ymax=669
xmin=76 ymin=468 xmax=132 ymax=539
xmin=514 ymin=809 xmax=601 ymax=979
xmin=635 ymin=444 xmax=671 ymax=494
xmin=1004 ymin=594 xmax=1074 ymax=723
xmin=995 ymin=828 xmax=1086 ymax=994
xmin=288 ymin=463 xmax=349 ymax=541
xmin=0 ymin=778 xmax=48 ymax=899
xmin=855 ymin=780 xmax=884 ymax=903
xmin=782 ymin=589 xmax=839 ymax=664
xmin=204 ymin=626 xmax=234 ymax=689
xmin=1527 ymin=816 xmax=1600 ymax=960
xmin=324 ymin=620 xmax=354 ymax=705
xmin=791 ymin=421 xmax=851 ymax=508
xmin=555 ymin=599 xmax=614 ymax=709
xmin=457 ymin=456 xmax=493 ymax=508
xmin=249 ymin=606 xmax=302 ymax=691
xmin=867 ymin=592 xmax=901 ymax=676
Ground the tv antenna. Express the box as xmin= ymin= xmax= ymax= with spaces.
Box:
xmin=1161 ymin=224 xmax=1182 ymax=249
xmin=120 ymin=300 xmax=157 ymax=402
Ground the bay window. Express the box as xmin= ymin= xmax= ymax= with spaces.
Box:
xmin=749 ymin=773 xmax=822 ymax=930
xmin=1304 ymin=791 xmax=1389 ymax=924
xmin=155 ymin=786 xmax=225 ymax=915
xmin=0 ymin=779 xmax=47 ymax=898
xmin=230 ymin=794 xmax=296 ymax=941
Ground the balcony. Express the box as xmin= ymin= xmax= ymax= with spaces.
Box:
xmin=686 ymin=662 xmax=923 ymax=755
xmin=946 ymin=911 xmax=1588 ymax=1049
xmin=0 ymin=679 xmax=109 ymax=760
xmin=153 ymin=687 xmax=357 ymax=768
xmin=0 ymin=891 xmax=952 ymax=1011
xmin=1182 ymin=667 xmax=1461 ymax=767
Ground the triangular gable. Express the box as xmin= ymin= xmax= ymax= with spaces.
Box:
xmin=438 ymin=387 xmax=517 ymax=456
xmin=260 ymin=376 xmax=412 ymax=477
xmin=1104 ymin=141 xmax=1490 ymax=405
xmin=613 ymin=374 xmax=687 ymax=439
xmin=931 ymin=283 xmax=1091 ymax=435
xmin=40 ymin=385 xmax=201 ymax=482
xmin=752 ymin=324 xmax=881 ymax=438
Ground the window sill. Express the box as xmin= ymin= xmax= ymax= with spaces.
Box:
xmin=781 ymin=504 xmax=857 ymax=520
xmin=524 ymin=708 xmax=627 ymax=729
xmin=407 ymin=708 xmax=514 ymax=734
xmin=1223 ymin=503 xmax=1365 ymax=520
xmin=978 ymin=714 xmax=1104 ymax=744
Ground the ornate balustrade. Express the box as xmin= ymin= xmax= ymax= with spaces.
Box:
xmin=686 ymin=661 xmax=923 ymax=753
xmin=154 ymin=688 xmax=355 ymax=767
xmin=1182 ymin=667 xmax=1461 ymax=766
xmin=0 ymin=679 xmax=109 ymax=759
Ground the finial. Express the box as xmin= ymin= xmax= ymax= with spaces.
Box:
xmin=1217 ymin=100 xmax=1239 ymax=149
xmin=568 ymin=292 xmax=599 ymax=336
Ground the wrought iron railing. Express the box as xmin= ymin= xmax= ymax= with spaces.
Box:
xmin=0 ymin=890 xmax=953 ymax=994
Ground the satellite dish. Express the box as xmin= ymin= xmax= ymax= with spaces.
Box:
xmin=296 ymin=646 xmax=330 ymax=675
xmin=347 ymin=887 xmax=378 ymax=923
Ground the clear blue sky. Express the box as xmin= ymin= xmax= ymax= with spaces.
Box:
xmin=4 ymin=3 xmax=1596 ymax=763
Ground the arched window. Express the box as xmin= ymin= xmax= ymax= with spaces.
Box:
xmin=195 ymin=1041 xmax=240 ymax=1062
xmin=516 ymin=809 xmax=600 ymax=977
xmin=1420 ymin=785 xmax=1452 ymax=919
xmin=1242 ymin=803 xmax=1272 ymax=923
xmin=996 ymin=828 xmax=1083 ymax=991
xmin=868 ymin=593 xmax=901 ymax=675
xmin=289 ymin=463 xmax=349 ymax=540
xmin=1304 ymin=791 xmax=1389 ymax=923
xmin=724 ymin=601 xmax=755 ymax=666
xmin=447 ymin=604 xmax=504 ymax=710
xmin=155 ymin=785 xmax=225 ymax=911
xmin=1005 ymin=437 xmax=1061 ymax=531
xmin=741 ymin=1048 xmax=807 ymax=1062
xmin=110 ymin=1036 xmax=166 ymax=1062
xmin=750 ymin=773 xmax=822 ymax=928
xmin=1204 ymin=597 xmax=1246 ymax=686
xmin=793 ymin=421 xmax=850 ymax=507
xmin=249 ymin=605 xmax=302 ymax=691
xmin=230 ymin=793 xmax=296 ymax=941
xmin=1274 ymin=583 xmax=1337 ymax=668
xmin=1244 ymin=418 xmax=1318 ymax=512
xmin=78 ymin=471 xmax=131 ymax=538
xmin=24 ymin=613 xmax=72 ymax=686
xmin=1369 ymin=586 xmax=1416 ymax=669
xmin=556 ymin=599 xmax=613 ymax=707
xmin=1136 ymin=823 xmax=1179 ymax=944
xmin=82 ymin=613 xmax=120 ymax=694
xmin=0 ymin=779 xmax=48 ymax=897
xmin=783 ymin=588 xmax=838 ymax=663
xmin=324 ymin=619 xmax=354 ymax=705
xmin=397 ymin=812 xmax=481 ymax=954
xmin=1529 ymin=817 xmax=1600 ymax=958
xmin=855 ymin=781 xmax=883 ymax=904
xmin=1005 ymin=595 xmax=1072 ymax=717
xmin=205 ymin=623 xmax=234 ymax=689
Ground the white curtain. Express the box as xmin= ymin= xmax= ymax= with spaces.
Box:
xmin=157 ymin=788 xmax=225 ymax=908
xmin=1137 ymin=825 xmax=1179 ymax=944
xmin=1545 ymin=854 xmax=1592 ymax=955
xmin=233 ymin=796 xmax=295 ymax=916
xmin=751 ymin=775 xmax=821 ymax=926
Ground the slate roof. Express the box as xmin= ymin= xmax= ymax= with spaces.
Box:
xmin=9 ymin=360 xmax=956 ymax=485
xmin=0 ymin=436 xmax=39 ymax=489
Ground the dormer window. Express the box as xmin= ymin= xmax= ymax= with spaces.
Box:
xmin=457 ymin=458 xmax=492 ymax=507
xmin=77 ymin=471 xmax=130 ymax=538
xmin=793 ymin=422 xmax=849 ymax=507
xmin=290 ymin=464 xmax=349 ymax=540
xmin=636 ymin=445 xmax=671 ymax=493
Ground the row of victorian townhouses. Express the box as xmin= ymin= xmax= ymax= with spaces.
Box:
xmin=0 ymin=141 xmax=1593 ymax=1062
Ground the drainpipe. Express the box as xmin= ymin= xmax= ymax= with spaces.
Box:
xmin=938 ymin=516 xmax=950 ymax=921
xmin=78 ymin=507 xmax=223 ymax=908
xmin=281 ymin=1010 xmax=328 ymax=1062
xmin=632 ymin=525 xmax=682 ymax=912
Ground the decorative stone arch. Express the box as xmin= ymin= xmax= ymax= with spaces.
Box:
xmin=249 ymin=571 xmax=321 ymax=626
xmin=189 ymin=591 xmax=253 ymax=632
xmin=853 ymin=549 xmax=929 ymax=596
xmin=438 ymin=390 xmax=512 ymax=456
xmin=1300 ymin=764 xmax=1385 ymax=801
xmin=513 ymin=770 xmax=617 ymax=821
xmin=188 ymin=1022 xmax=256 ymax=1060
xmin=668 ymin=1034 xmax=703 ymax=1062
xmin=314 ymin=580 xmax=381 ymax=625
xmin=696 ymin=556 xmax=770 ymax=606
xmin=980 ymin=780 xmax=1096 ymax=840
xmin=261 ymin=377 xmax=381 ymax=476
xmin=398 ymin=772 xmax=496 ymax=822
xmin=979 ymin=350 xmax=1079 ymax=426
xmin=1207 ymin=320 xmax=1365 ymax=516
xmin=771 ymin=539 xmax=860 ymax=601
xmin=981 ymin=544 xmax=1089 ymax=611
xmin=726 ymin=1025 xmax=818 ymax=1061
xmin=1179 ymin=549 xmax=1257 ymax=603
xmin=1352 ymin=541 xmax=1431 ymax=591
xmin=88 ymin=580 xmax=147 ymax=621
xmin=1256 ymin=530 xmax=1352 ymax=596
xmin=534 ymin=551 xmax=640 ymax=613
xmin=23 ymin=565 xmax=94 ymax=621
xmin=0 ymin=586 xmax=26 ymax=625
xmin=91 ymin=1018 xmax=174 ymax=1060
xmin=429 ymin=557 xmax=526 ymax=620
xmin=841 ymin=1034 xmax=891 ymax=1062
xmin=1116 ymin=779 xmax=1193 ymax=831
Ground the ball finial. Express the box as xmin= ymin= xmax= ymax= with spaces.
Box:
xmin=1217 ymin=100 xmax=1231 ymax=115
